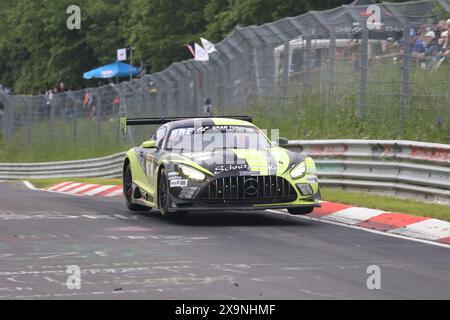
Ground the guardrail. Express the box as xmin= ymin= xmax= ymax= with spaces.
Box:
xmin=289 ymin=140 xmax=450 ymax=204
xmin=0 ymin=152 xmax=125 ymax=180
xmin=1 ymin=140 xmax=449 ymax=204
xmin=287 ymin=139 xmax=450 ymax=164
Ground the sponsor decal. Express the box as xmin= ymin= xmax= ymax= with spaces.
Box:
xmin=135 ymin=149 xmax=146 ymax=169
xmin=145 ymin=154 xmax=155 ymax=177
xmin=214 ymin=164 xmax=248 ymax=175
xmin=170 ymin=127 xmax=196 ymax=137
xmin=197 ymin=125 xmax=258 ymax=133
xmin=306 ymin=176 xmax=318 ymax=183
xmin=239 ymin=171 xmax=261 ymax=176
xmin=170 ymin=179 xmax=188 ymax=187
xmin=310 ymin=145 xmax=348 ymax=156
xmin=214 ymin=164 xmax=278 ymax=175
xmin=170 ymin=125 xmax=257 ymax=137
xmin=409 ymin=147 xmax=450 ymax=162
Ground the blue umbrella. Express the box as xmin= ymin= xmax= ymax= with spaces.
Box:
xmin=83 ymin=61 xmax=140 ymax=79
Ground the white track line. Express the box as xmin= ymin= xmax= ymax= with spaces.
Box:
xmin=267 ymin=209 xmax=450 ymax=249
xmin=23 ymin=181 xmax=39 ymax=190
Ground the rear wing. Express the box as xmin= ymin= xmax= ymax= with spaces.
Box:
xmin=120 ymin=116 xmax=253 ymax=133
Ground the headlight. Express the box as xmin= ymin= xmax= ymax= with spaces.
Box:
xmin=290 ymin=161 xmax=306 ymax=179
xmin=179 ymin=165 xmax=206 ymax=181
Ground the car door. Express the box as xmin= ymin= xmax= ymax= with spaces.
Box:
xmin=142 ymin=126 xmax=167 ymax=198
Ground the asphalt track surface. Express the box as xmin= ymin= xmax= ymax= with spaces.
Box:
xmin=0 ymin=181 xmax=449 ymax=300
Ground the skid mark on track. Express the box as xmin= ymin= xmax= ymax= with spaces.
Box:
xmin=0 ymin=210 xmax=139 ymax=221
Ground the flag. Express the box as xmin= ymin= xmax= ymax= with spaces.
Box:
xmin=200 ymin=37 xmax=217 ymax=54
xmin=186 ymin=44 xmax=195 ymax=57
xmin=117 ymin=48 xmax=127 ymax=61
xmin=194 ymin=43 xmax=209 ymax=61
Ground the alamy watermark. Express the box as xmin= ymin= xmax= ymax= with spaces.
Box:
xmin=366 ymin=265 xmax=381 ymax=290
xmin=66 ymin=5 xmax=81 ymax=30
xmin=66 ymin=265 xmax=81 ymax=290
xmin=366 ymin=5 xmax=382 ymax=30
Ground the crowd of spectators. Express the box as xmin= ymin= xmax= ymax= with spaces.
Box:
xmin=41 ymin=82 xmax=67 ymax=107
xmin=408 ymin=19 xmax=449 ymax=69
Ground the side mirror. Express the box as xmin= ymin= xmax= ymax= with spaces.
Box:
xmin=141 ymin=140 xmax=158 ymax=149
xmin=278 ymin=137 xmax=289 ymax=146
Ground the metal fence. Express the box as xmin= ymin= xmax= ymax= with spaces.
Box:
xmin=1 ymin=0 xmax=450 ymax=148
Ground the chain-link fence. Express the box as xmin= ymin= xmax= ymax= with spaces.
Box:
xmin=1 ymin=0 xmax=449 ymax=151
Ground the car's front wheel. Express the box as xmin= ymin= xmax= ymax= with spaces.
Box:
xmin=123 ymin=163 xmax=151 ymax=212
xmin=158 ymin=168 xmax=172 ymax=217
xmin=287 ymin=207 xmax=314 ymax=215
xmin=158 ymin=168 xmax=188 ymax=218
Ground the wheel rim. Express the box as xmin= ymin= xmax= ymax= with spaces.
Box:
xmin=124 ymin=168 xmax=133 ymax=202
xmin=159 ymin=174 xmax=168 ymax=210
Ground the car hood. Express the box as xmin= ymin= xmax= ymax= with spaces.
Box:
xmin=169 ymin=148 xmax=305 ymax=177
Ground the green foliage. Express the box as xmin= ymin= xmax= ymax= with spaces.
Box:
xmin=0 ymin=0 xmax=363 ymax=94
xmin=126 ymin=0 xmax=210 ymax=71
xmin=0 ymin=0 xmax=129 ymax=93
xmin=203 ymin=0 xmax=350 ymax=41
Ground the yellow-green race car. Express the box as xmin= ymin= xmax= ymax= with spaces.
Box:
xmin=122 ymin=116 xmax=321 ymax=217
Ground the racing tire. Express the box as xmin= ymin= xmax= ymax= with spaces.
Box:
xmin=123 ymin=163 xmax=152 ymax=212
xmin=158 ymin=168 xmax=188 ymax=218
xmin=287 ymin=207 xmax=314 ymax=215
xmin=158 ymin=168 xmax=173 ymax=217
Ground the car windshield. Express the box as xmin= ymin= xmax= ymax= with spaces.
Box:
xmin=166 ymin=125 xmax=272 ymax=152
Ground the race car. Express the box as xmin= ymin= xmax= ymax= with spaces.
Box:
xmin=121 ymin=116 xmax=321 ymax=217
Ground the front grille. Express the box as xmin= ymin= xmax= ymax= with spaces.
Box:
xmin=197 ymin=175 xmax=297 ymax=205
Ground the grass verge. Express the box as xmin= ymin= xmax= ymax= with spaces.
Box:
xmin=0 ymin=118 xmax=132 ymax=162
xmin=24 ymin=179 xmax=450 ymax=221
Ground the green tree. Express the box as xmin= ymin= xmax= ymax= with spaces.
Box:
xmin=0 ymin=0 xmax=413 ymax=94
xmin=203 ymin=0 xmax=353 ymax=41
xmin=126 ymin=0 xmax=210 ymax=72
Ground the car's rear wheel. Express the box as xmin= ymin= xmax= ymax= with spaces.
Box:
xmin=123 ymin=163 xmax=151 ymax=212
xmin=287 ymin=207 xmax=314 ymax=215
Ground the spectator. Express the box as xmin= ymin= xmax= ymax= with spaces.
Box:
xmin=84 ymin=91 xmax=95 ymax=118
xmin=45 ymin=89 xmax=53 ymax=107
xmin=435 ymin=30 xmax=450 ymax=69
xmin=423 ymin=31 xmax=440 ymax=64
xmin=435 ymin=19 xmax=448 ymax=39
xmin=203 ymin=98 xmax=212 ymax=116
xmin=412 ymin=31 xmax=439 ymax=68
xmin=383 ymin=37 xmax=398 ymax=54
xmin=438 ymin=30 xmax=448 ymax=52
xmin=411 ymin=29 xmax=425 ymax=58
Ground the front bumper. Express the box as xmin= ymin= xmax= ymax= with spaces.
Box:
xmin=167 ymin=173 xmax=321 ymax=212
xmin=169 ymin=201 xmax=321 ymax=212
